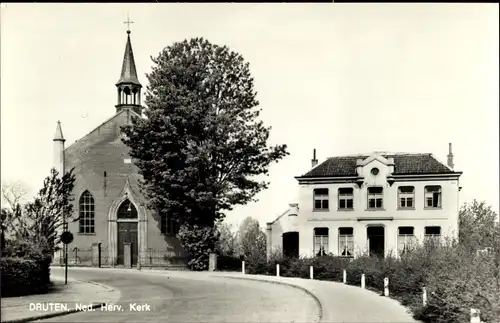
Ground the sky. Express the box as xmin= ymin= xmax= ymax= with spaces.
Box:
xmin=1 ymin=3 xmax=499 ymax=229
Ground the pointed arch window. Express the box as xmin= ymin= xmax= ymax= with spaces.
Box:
xmin=117 ymin=199 xmax=138 ymax=219
xmin=79 ymin=191 xmax=95 ymax=234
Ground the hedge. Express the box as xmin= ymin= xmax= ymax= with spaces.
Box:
xmin=0 ymin=255 xmax=52 ymax=297
xmin=245 ymin=243 xmax=500 ymax=323
xmin=1 ymin=238 xmax=52 ymax=297
xmin=217 ymin=255 xmax=242 ymax=271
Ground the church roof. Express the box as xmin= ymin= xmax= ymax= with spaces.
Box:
xmin=298 ymin=153 xmax=458 ymax=178
xmin=116 ymin=31 xmax=141 ymax=87
xmin=64 ymin=108 xmax=142 ymax=152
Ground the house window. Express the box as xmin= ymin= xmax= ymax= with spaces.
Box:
xmin=398 ymin=186 xmax=415 ymax=209
xmin=314 ymin=228 xmax=329 ymax=256
xmin=424 ymin=226 xmax=441 ymax=241
xmin=367 ymin=187 xmax=383 ymax=209
xmin=425 ymin=186 xmax=442 ymax=208
xmin=338 ymin=188 xmax=354 ymax=210
xmin=161 ymin=213 xmax=179 ymax=235
xmin=397 ymin=227 xmax=415 ymax=255
xmin=79 ymin=191 xmax=95 ymax=234
xmin=338 ymin=227 xmax=354 ymax=257
xmin=313 ymin=188 xmax=329 ymax=210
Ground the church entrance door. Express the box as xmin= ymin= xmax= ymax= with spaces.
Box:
xmin=117 ymin=222 xmax=138 ymax=265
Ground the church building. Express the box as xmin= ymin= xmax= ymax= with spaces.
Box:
xmin=53 ymin=28 xmax=186 ymax=267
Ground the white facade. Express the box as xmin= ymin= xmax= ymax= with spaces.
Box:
xmin=266 ymin=151 xmax=462 ymax=259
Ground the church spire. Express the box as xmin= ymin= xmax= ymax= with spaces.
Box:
xmin=116 ymin=15 xmax=142 ymax=115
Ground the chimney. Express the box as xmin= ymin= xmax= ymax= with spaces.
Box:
xmin=311 ymin=149 xmax=318 ymax=168
xmin=447 ymin=143 xmax=454 ymax=170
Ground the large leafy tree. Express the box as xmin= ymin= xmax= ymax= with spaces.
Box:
xmin=122 ymin=37 xmax=288 ymax=269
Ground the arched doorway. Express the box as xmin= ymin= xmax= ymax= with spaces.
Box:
xmin=117 ymin=199 xmax=138 ymax=265
xmin=282 ymin=232 xmax=299 ymax=258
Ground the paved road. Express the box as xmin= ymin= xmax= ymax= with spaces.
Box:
xmin=42 ymin=267 xmax=320 ymax=323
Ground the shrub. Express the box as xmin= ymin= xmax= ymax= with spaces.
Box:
xmin=0 ymin=256 xmax=51 ymax=297
xmin=177 ymin=224 xmax=219 ymax=271
xmin=217 ymin=255 xmax=242 ymax=272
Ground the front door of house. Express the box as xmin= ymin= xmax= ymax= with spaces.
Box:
xmin=367 ymin=226 xmax=385 ymax=258
xmin=117 ymin=222 xmax=138 ymax=265
xmin=282 ymin=232 xmax=299 ymax=258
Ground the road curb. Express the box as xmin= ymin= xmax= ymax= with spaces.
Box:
xmin=85 ymin=280 xmax=116 ymax=292
xmin=212 ymin=275 xmax=323 ymax=322
xmin=1 ymin=302 xmax=106 ymax=323
xmin=50 ymin=274 xmax=118 ymax=295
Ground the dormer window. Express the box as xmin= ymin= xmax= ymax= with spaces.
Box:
xmin=367 ymin=187 xmax=383 ymax=209
xmin=313 ymin=188 xmax=329 ymax=211
xmin=338 ymin=188 xmax=354 ymax=210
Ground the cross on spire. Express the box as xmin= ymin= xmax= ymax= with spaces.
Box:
xmin=124 ymin=14 xmax=134 ymax=33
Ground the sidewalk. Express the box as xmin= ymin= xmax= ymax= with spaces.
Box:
xmin=0 ymin=275 xmax=121 ymax=323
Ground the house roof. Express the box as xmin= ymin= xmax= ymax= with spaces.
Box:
xmin=298 ymin=153 xmax=455 ymax=178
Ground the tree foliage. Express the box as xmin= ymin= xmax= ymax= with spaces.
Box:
xmin=459 ymin=199 xmax=500 ymax=252
xmin=1 ymin=168 xmax=76 ymax=255
xmin=238 ymin=217 xmax=267 ymax=263
xmin=122 ymin=37 xmax=288 ymax=269
xmin=1 ymin=181 xmax=29 ymax=210
xmin=215 ymin=222 xmax=240 ymax=257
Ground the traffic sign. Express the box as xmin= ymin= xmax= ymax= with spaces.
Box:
xmin=61 ymin=231 xmax=74 ymax=244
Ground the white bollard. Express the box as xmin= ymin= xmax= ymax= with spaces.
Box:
xmin=276 ymin=264 xmax=280 ymax=277
xmin=422 ymin=287 xmax=427 ymax=306
xmin=470 ymin=308 xmax=481 ymax=323
xmin=242 ymin=261 xmax=245 ymax=274
xmin=384 ymin=277 xmax=389 ymax=297
xmin=343 ymin=269 xmax=347 ymax=284
xmin=361 ymin=274 xmax=365 ymax=289
xmin=310 ymin=266 xmax=314 ymax=279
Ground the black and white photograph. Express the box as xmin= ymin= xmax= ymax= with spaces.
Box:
xmin=1 ymin=3 xmax=499 ymax=323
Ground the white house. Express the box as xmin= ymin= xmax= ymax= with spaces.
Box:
xmin=265 ymin=144 xmax=462 ymax=259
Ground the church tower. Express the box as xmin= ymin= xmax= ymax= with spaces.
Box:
xmin=115 ymin=22 xmax=142 ymax=115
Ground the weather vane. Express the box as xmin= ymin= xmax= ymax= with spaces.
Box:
xmin=124 ymin=13 xmax=134 ymax=33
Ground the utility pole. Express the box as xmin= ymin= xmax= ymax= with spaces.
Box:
xmin=64 ymin=210 xmax=68 ymax=285
xmin=60 ymin=207 xmax=74 ymax=285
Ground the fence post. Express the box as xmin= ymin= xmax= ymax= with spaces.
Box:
xmin=97 ymin=243 xmax=101 ymax=268
xmin=361 ymin=274 xmax=365 ymax=289
xmin=422 ymin=287 xmax=427 ymax=306
xmin=208 ymin=253 xmax=217 ymax=272
xmin=384 ymin=277 xmax=389 ymax=297
xmin=276 ymin=264 xmax=280 ymax=277
xmin=242 ymin=261 xmax=245 ymax=274
xmin=343 ymin=269 xmax=347 ymax=284
xmin=310 ymin=266 xmax=313 ymax=279
xmin=470 ymin=308 xmax=481 ymax=323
